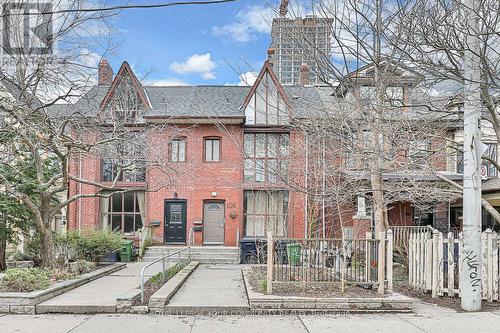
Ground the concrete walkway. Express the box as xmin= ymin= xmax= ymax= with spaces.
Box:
xmin=37 ymin=261 xmax=172 ymax=313
xmin=166 ymin=264 xmax=249 ymax=311
xmin=2 ymin=302 xmax=500 ymax=332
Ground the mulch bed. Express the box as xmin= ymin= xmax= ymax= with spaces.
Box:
xmin=248 ymin=266 xmax=385 ymax=298
xmin=135 ymin=261 xmax=188 ymax=305
xmin=393 ymin=265 xmax=500 ymax=312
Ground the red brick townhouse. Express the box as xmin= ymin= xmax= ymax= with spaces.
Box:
xmin=60 ymin=58 xmax=500 ymax=246
xmin=63 ymin=59 xmax=323 ymax=246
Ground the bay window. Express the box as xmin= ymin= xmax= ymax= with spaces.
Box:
xmin=101 ymin=191 xmax=145 ymax=234
xmin=243 ymin=190 xmax=289 ymax=237
xmin=244 ymin=133 xmax=289 ymax=183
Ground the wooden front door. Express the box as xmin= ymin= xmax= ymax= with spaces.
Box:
xmin=164 ymin=200 xmax=187 ymax=243
xmin=203 ymin=201 xmax=225 ymax=245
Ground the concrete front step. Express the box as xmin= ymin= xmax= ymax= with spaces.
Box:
xmin=143 ymin=246 xmax=239 ymax=264
xmin=143 ymin=257 xmax=239 ymax=264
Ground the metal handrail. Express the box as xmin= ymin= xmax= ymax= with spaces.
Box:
xmin=140 ymin=247 xmax=188 ymax=304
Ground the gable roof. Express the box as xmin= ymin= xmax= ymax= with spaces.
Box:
xmin=99 ymin=61 xmax=151 ymax=111
xmin=240 ymin=60 xmax=292 ymax=111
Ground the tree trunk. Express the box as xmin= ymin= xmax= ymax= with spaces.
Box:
xmin=0 ymin=239 xmax=6 ymax=271
xmin=36 ymin=215 xmax=56 ymax=267
xmin=0 ymin=215 xmax=6 ymax=271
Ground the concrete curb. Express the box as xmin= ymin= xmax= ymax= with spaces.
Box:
xmin=148 ymin=261 xmax=199 ymax=312
xmin=0 ymin=263 xmax=125 ymax=314
xmin=241 ymin=267 xmax=415 ymax=313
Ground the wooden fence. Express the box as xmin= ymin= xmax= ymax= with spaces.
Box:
xmin=266 ymin=231 xmax=393 ymax=295
xmin=409 ymin=228 xmax=500 ymax=301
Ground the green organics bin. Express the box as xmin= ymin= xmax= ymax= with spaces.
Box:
xmin=120 ymin=240 xmax=134 ymax=262
xmin=287 ymin=243 xmax=301 ymax=266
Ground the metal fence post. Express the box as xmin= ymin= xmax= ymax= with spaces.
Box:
xmin=162 ymin=257 xmax=166 ymax=282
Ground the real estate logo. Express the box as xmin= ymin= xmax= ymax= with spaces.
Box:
xmin=1 ymin=1 xmax=53 ymax=56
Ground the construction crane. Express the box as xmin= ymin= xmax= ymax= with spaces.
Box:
xmin=279 ymin=0 xmax=288 ymax=17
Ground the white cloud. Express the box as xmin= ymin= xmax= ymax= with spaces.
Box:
xmin=170 ymin=53 xmax=216 ymax=80
xmin=236 ymin=71 xmax=258 ymax=86
xmin=212 ymin=5 xmax=274 ymax=43
xmin=147 ymin=78 xmax=189 ymax=86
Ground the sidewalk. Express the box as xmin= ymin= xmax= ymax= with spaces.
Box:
xmin=2 ymin=302 xmax=500 ymax=333
xmin=166 ymin=264 xmax=249 ymax=312
xmin=36 ymin=261 xmax=171 ymax=313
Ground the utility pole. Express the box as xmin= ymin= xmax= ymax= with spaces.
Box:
xmin=461 ymin=0 xmax=482 ymax=312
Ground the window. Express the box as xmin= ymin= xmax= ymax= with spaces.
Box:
xmin=244 ymin=71 xmax=288 ymax=125
xmin=204 ymin=138 xmax=220 ymax=162
xmin=102 ymin=160 xmax=146 ymax=182
xmin=101 ymin=132 xmax=146 ymax=182
xmin=409 ymin=140 xmax=430 ymax=168
xmin=244 ymin=133 xmax=289 ymax=183
xmin=170 ymin=138 xmax=186 ymax=162
xmin=244 ymin=190 xmax=289 ymax=237
xmin=457 ymin=143 xmax=497 ymax=177
xmin=101 ymin=191 xmax=144 ymax=234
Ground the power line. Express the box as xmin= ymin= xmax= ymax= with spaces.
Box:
xmin=2 ymin=0 xmax=237 ymax=16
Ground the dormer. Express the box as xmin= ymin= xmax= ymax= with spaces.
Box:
xmin=99 ymin=61 xmax=151 ymax=124
xmin=240 ymin=61 xmax=291 ymax=126
xmin=336 ymin=61 xmax=421 ymax=108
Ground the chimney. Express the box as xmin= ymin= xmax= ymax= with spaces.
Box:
xmin=267 ymin=48 xmax=275 ymax=68
xmin=98 ymin=58 xmax=113 ymax=86
xmin=299 ymin=63 xmax=310 ymax=86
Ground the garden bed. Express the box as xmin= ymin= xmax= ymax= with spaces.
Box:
xmin=393 ymin=265 xmax=500 ymax=312
xmin=135 ymin=261 xmax=189 ymax=306
xmin=248 ymin=266 xmax=383 ymax=298
xmin=0 ymin=263 xmax=125 ymax=314
xmin=243 ymin=266 xmax=413 ymax=313
xmin=0 ymin=261 xmax=102 ymax=293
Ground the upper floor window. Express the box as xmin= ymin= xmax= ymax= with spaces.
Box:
xmin=170 ymin=138 xmax=186 ymax=162
xmin=457 ymin=143 xmax=497 ymax=177
xmin=408 ymin=139 xmax=430 ymax=169
xmin=102 ymin=160 xmax=146 ymax=182
xmin=204 ymin=137 xmax=220 ymax=162
xmin=244 ymin=72 xmax=288 ymax=126
xmin=358 ymin=85 xmax=405 ymax=107
xmin=101 ymin=132 xmax=146 ymax=182
xmin=244 ymin=133 xmax=289 ymax=183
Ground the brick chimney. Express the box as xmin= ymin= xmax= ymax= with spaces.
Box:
xmin=267 ymin=48 xmax=275 ymax=68
xmin=98 ymin=58 xmax=113 ymax=86
xmin=299 ymin=63 xmax=310 ymax=86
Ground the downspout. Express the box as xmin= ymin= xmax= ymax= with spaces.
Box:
xmin=78 ymin=152 xmax=82 ymax=234
xmin=322 ymin=137 xmax=326 ymax=238
xmin=304 ymin=134 xmax=309 ymax=238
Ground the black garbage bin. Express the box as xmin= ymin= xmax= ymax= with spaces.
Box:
xmin=239 ymin=238 xmax=267 ymax=264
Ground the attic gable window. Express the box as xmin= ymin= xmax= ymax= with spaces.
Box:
xmin=244 ymin=70 xmax=289 ymax=126
xmin=100 ymin=62 xmax=150 ymax=124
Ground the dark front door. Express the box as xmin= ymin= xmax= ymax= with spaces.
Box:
xmin=164 ymin=200 xmax=187 ymax=243
xmin=203 ymin=201 xmax=225 ymax=245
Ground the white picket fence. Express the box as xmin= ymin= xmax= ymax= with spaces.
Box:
xmin=409 ymin=228 xmax=500 ymax=301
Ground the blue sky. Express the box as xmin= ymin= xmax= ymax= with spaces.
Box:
xmin=102 ymin=0 xmax=277 ymax=86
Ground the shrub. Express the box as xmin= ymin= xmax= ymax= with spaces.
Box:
xmin=74 ymin=229 xmax=122 ymax=262
xmin=0 ymin=268 xmax=51 ymax=292
xmin=69 ymin=260 xmax=96 ymax=275
xmin=49 ymin=267 xmax=77 ymax=281
xmin=259 ymin=279 xmax=267 ymax=292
